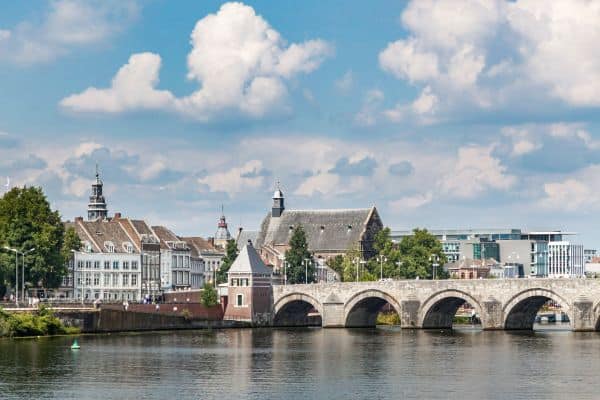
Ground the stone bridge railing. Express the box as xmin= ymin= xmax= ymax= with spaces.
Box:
xmin=271 ymin=279 xmax=600 ymax=331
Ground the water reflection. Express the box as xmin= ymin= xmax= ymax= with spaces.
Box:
xmin=1 ymin=326 xmax=599 ymax=400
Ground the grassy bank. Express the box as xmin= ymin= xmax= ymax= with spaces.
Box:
xmin=0 ymin=306 xmax=79 ymax=338
xmin=376 ymin=312 xmax=401 ymax=325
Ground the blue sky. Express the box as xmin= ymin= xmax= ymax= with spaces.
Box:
xmin=1 ymin=0 xmax=600 ymax=247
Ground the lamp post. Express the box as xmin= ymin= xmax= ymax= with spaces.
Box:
xmin=429 ymin=254 xmax=440 ymax=280
xmin=21 ymin=248 xmax=35 ymax=302
xmin=377 ymin=255 xmax=387 ymax=280
xmin=353 ymin=257 xmax=366 ymax=282
xmin=3 ymin=247 xmax=19 ymax=305
xmin=303 ymin=258 xmax=311 ymax=284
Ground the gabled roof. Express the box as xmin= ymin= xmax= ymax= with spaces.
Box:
xmin=180 ymin=236 xmax=220 ymax=258
xmin=152 ymin=225 xmax=189 ymax=251
xmin=229 ymin=242 xmax=271 ymax=275
xmin=68 ymin=219 xmax=138 ymax=254
xmin=255 ymin=207 xmax=379 ymax=252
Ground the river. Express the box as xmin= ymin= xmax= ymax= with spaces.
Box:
xmin=0 ymin=324 xmax=598 ymax=399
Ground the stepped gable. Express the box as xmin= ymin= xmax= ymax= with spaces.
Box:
xmin=255 ymin=207 xmax=375 ymax=252
xmin=229 ymin=242 xmax=272 ymax=275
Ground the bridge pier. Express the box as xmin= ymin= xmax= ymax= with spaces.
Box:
xmin=572 ymin=299 xmax=595 ymax=331
xmin=400 ymin=300 xmax=420 ymax=328
xmin=482 ymin=298 xmax=503 ymax=330
xmin=322 ymin=296 xmax=345 ymax=328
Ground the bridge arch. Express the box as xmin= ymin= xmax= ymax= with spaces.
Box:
xmin=344 ymin=289 xmax=401 ymax=328
xmin=503 ymin=288 xmax=572 ymax=330
xmin=273 ymin=293 xmax=323 ymax=327
xmin=419 ymin=289 xmax=485 ymax=329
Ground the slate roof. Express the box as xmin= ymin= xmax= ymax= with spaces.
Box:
xmin=68 ymin=219 xmax=138 ymax=254
xmin=235 ymin=229 xmax=258 ymax=251
xmin=255 ymin=207 xmax=377 ymax=252
xmin=229 ymin=242 xmax=272 ymax=275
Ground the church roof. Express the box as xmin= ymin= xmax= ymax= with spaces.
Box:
xmin=255 ymin=207 xmax=378 ymax=252
xmin=236 ymin=229 xmax=258 ymax=251
xmin=228 ymin=242 xmax=271 ymax=275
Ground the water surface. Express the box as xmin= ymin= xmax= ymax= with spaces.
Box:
xmin=0 ymin=325 xmax=598 ymax=399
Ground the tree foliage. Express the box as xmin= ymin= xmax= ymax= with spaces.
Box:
xmin=201 ymin=282 xmax=219 ymax=307
xmin=326 ymin=255 xmax=344 ymax=281
xmin=397 ymin=228 xmax=448 ymax=279
xmin=216 ymin=239 xmax=238 ymax=284
xmin=284 ymin=225 xmax=314 ymax=284
xmin=0 ymin=187 xmax=68 ymax=296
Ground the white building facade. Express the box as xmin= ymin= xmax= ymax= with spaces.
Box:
xmin=547 ymin=242 xmax=585 ymax=278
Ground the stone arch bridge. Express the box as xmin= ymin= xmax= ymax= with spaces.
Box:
xmin=271 ymin=279 xmax=600 ymax=331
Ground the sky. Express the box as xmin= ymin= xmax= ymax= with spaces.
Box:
xmin=1 ymin=0 xmax=600 ymax=247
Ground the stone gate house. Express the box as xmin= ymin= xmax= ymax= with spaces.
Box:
xmin=254 ymin=187 xmax=383 ymax=277
xmin=224 ymin=241 xmax=273 ymax=325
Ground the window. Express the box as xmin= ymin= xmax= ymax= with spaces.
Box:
xmin=104 ymin=261 xmax=110 ymax=270
xmin=77 ymin=260 xmax=84 ymax=269
xmin=103 ymin=274 xmax=110 ymax=286
xmin=132 ymin=261 xmax=138 ymax=270
xmin=85 ymin=261 xmax=92 ymax=269
xmin=104 ymin=241 xmax=115 ymax=253
xmin=236 ymin=294 xmax=243 ymax=307
xmin=85 ymin=273 xmax=91 ymax=286
xmin=123 ymin=242 xmax=134 ymax=253
xmin=113 ymin=261 xmax=119 ymax=270
xmin=94 ymin=261 xmax=100 ymax=269
xmin=131 ymin=274 xmax=137 ymax=286
xmin=123 ymin=274 xmax=129 ymax=286
xmin=112 ymin=274 xmax=118 ymax=286
xmin=123 ymin=261 xmax=129 ymax=270
xmin=93 ymin=274 xmax=100 ymax=286
xmin=172 ymin=255 xmax=177 ymax=268
xmin=77 ymin=274 xmax=82 ymax=286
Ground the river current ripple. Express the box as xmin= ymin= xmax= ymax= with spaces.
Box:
xmin=0 ymin=324 xmax=597 ymax=400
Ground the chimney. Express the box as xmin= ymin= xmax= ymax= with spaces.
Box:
xmin=208 ymin=237 xmax=215 ymax=247
xmin=114 ymin=212 xmax=122 ymax=219
xmin=75 ymin=216 xmax=83 ymax=222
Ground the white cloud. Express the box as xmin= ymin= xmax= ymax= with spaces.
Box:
xmin=62 ymin=2 xmax=333 ymax=120
xmin=335 ymin=70 xmax=354 ymax=93
xmin=441 ymin=144 xmax=516 ymax=198
xmin=541 ymin=165 xmax=600 ymax=211
xmin=60 ymin=53 xmax=174 ymax=113
xmin=294 ymin=173 xmax=341 ymax=197
xmin=507 ymin=0 xmax=600 ymax=106
xmin=355 ymin=89 xmax=384 ymax=126
xmin=0 ymin=0 xmax=138 ymax=64
xmin=389 ymin=192 xmax=433 ymax=212
xmin=198 ymin=160 xmax=267 ymax=196
xmin=379 ymin=0 xmax=600 ymax=122
xmin=379 ymin=38 xmax=439 ymax=83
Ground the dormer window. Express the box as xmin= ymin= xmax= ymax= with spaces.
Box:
xmin=123 ymin=242 xmax=134 ymax=253
xmin=104 ymin=241 xmax=115 ymax=253
xmin=84 ymin=241 xmax=93 ymax=253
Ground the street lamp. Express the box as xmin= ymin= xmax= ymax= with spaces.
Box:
xmin=377 ymin=255 xmax=387 ymax=280
xmin=303 ymin=258 xmax=312 ymax=284
xmin=429 ymin=254 xmax=440 ymax=280
xmin=3 ymin=247 xmax=19 ymax=305
xmin=353 ymin=257 xmax=366 ymax=282
xmin=22 ymin=248 xmax=35 ymax=302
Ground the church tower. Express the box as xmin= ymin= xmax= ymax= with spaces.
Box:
xmin=272 ymin=183 xmax=285 ymax=217
xmin=87 ymin=165 xmax=108 ymax=221
xmin=214 ymin=205 xmax=232 ymax=249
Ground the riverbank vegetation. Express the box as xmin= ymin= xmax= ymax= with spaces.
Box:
xmin=376 ymin=311 xmax=401 ymax=325
xmin=0 ymin=306 xmax=79 ymax=338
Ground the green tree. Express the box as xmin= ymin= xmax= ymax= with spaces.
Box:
xmin=61 ymin=226 xmax=82 ymax=265
xmin=397 ymin=228 xmax=448 ymax=279
xmin=326 ymin=255 xmax=344 ymax=282
xmin=341 ymin=247 xmax=377 ymax=282
xmin=368 ymin=227 xmax=402 ymax=279
xmin=0 ymin=187 xmax=67 ymax=295
xmin=284 ymin=225 xmax=314 ymax=284
xmin=216 ymin=239 xmax=238 ymax=284
xmin=201 ymin=282 xmax=219 ymax=307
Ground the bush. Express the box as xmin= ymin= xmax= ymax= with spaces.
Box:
xmin=376 ymin=311 xmax=401 ymax=326
xmin=201 ymin=283 xmax=219 ymax=307
xmin=0 ymin=305 xmax=79 ymax=337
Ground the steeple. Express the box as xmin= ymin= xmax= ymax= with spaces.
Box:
xmin=214 ymin=205 xmax=232 ymax=249
xmin=87 ymin=164 xmax=108 ymax=221
xmin=272 ymin=181 xmax=284 ymax=217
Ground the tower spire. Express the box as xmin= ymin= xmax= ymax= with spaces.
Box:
xmin=272 ymin=181 xmax=284 ymax=217
xmin=88 ymin=165 xmax=108 ymax=221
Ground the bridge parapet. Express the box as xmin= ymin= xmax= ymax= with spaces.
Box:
xmin=272 ymin=279 xmax=600 ymax=331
